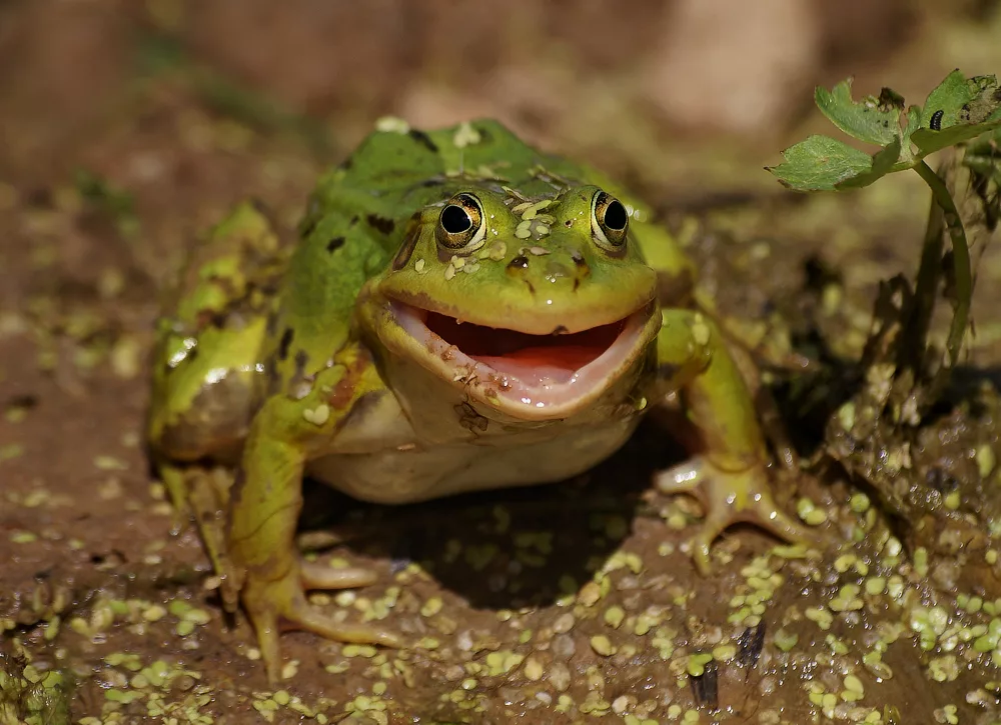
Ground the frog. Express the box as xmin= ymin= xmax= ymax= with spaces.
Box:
xmin=147 ymin=118 xmax=814 ymax=683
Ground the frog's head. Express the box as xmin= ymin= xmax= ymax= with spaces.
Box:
xmin=365 ymin=184 xmax=661 ymax=421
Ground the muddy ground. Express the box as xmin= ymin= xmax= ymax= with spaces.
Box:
xmin=3 ymin=2 xmax=1001 ymax=723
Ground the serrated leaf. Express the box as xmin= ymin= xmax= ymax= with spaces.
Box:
xmin=767 ymin=135 xmax=876 ymax=191
xmin=835 ymin=137 xmax=902 ymax=189
xmin=814 ymin=79 xmax=901 ymax=146
xmin=910 ymin=71 xmax=1001 ymax=154
xmin=911 ymin=116 xmax=1001 ymax=156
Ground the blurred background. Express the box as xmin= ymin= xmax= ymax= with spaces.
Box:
xmin=3 ymin=0 xmax=1001 ymax=191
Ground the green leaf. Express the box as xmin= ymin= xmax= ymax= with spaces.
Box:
xmin=768 ymin=135 xmax=891 ymax=191
xmin=835 ymin=137 xmax=902 ymax=189
xmin=910 ymin=71 xmax=1001 ymax=155
xmin=814 ymin=79 xmax=901 ymax=147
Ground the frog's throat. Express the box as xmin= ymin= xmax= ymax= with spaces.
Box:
xmin=388 ymin=300 xmax=658 ymax=420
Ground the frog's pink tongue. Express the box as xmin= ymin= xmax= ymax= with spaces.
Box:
xmin=425 ymin=312 xmax=623 ymax=385
xmin=471 ymin=348 xmax=600 ymax=385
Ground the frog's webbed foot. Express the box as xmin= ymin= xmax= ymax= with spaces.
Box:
xmin=655 ymin=457 xmax=822 ymax=574
xmin=243 ymin=560 xmax=402 ymax=683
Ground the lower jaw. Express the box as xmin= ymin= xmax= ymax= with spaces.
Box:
xmin=388 ymin=302 xmax=654 ymax=418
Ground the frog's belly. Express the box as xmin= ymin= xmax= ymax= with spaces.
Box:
xmin=306 ymin=417 xmax=641 ymax=505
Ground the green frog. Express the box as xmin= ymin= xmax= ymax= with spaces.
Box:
xmin=147 ymin=119 xmax=811 ymax=682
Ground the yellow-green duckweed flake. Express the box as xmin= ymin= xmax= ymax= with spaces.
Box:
xmin=94 ymin=454 xmax=128 ymax=471
xmin=633 ymin=611 xmax=659 ymax=636
xmin=343 ymin=644 xmax=379 ymax=658
xmin=302 ymin=404 xmax=330 ymax=426
xmin=590 ymin=635 xmax=617 ymax=656
xmin=523 ymin=656 xmax=544 ymax=681
xmin=826 ymin=634 xmax=849 ymax=656
xmin=936 ymin=704 xmax=959 ymax=724
xmin=829 ymin=584 xmax=864 ymax=612
xmin=913 ymin=547 xmax=929 ymax=578
xmin=842 ymin=674 xmax=865 ymax=701
xmin=773 ymin=628 xmax=798 ymax=652
xmin=375 ymin=116 xmax=410 ymax=134
xmin=686 ymin=652 xmax=713 ymax=677
xmin=484 ymin=651 xmax=524 ymax=675
xmin=805 ymin=606 xmax=834 ymax=630
xmin=623 ymin=716 xmax=659 ymax=725
xmin=682 ymin=707 xmax=701 ymax=723
xmin=928 ymin=655 xmax=959 ymax=682
xmin=604 ymin=605 xmax=625 ymax=629
xmin=453 ymin=122 xmax=482 ymax=148
xmin=943 ymin=490 xmax=961 ymax=510
xmin=796 ymin=497 xmax=828 ymax=526
xmin=10 ymin=530 xmax=37 ymax=544
xmin=600 ymin=549 xmax=643 ymax=576
xmin=578 ymin=581 xmax=603 ymax=607
xmin=849 ymin=492 xmax=871 ymax=513
xmin=712 ymin=643 xmax=736 ymax=662
xmin=865 ymin=577 xmax=887 ymax=596
xmin=862 ymin=650 xmax=893 ymax=680
xmin=977 ymin=444 xmax=997 ymax=478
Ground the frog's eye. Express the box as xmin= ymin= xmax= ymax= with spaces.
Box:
xmin=591 ymin=191 xmax=628 ymax=251
xmin=436 ymin=193 xmax=486 ymax=251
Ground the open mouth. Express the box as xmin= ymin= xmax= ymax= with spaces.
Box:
xmin=425 ymin=313 xmax=625 ymax=386
xmin=390 ymin=301 xmax=654 ymax=413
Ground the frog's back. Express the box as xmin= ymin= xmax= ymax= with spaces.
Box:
xmin=273 ymin=120 xmax=597 ymax=382
xmin=300 ymin=119 xmax=592 ymax=263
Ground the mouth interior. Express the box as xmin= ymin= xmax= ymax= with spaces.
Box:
xmin=425 ymin=311 xmax=626 ymax=385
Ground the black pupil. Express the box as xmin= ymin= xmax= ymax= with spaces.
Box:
xmin=603 ymin=199 xmax=627 ymax=231
xmin=441 ymin=204 xmax=472 ymax=234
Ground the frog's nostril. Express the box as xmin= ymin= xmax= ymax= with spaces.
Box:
xmin=507 ymin=256 xmax=530 ymax=272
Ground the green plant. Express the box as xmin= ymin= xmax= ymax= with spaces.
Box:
xmin=768 ymin=70 xmax=1001 ymax=368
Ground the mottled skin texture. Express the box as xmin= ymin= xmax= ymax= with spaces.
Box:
xmin=147 ymin=120 xmax=811 ymax=683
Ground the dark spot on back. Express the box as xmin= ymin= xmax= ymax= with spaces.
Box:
xmin=476 ymin=124 xmax=493 ymax=143
xmin=327 ymin=236 xmax=346 ymax=252
xmin=295 ymin=349 xmax=309 ymax=375
xmin=300 ymin=217 xmax=318 ymax=238
xmin=507 ymin=256 xmax=529 ymax=270
xmin=367 ymin=214 xmax=395 ymax=235
xmin=350 ymin=216 xmax=359 ymax=226
xmin=249 ymin=198 xmax=268 ymax=214
xmin=408 ymin=129 xmax=439 ymax=153
xmin=278 ymin=328 xmax=294 ymax=361
xmin=338 ymin=156 xmax=354 ymax=171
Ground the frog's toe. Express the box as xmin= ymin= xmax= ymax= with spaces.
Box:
xmin=300 ymin=560 xmax=379 ymax=589
xmin=655 ymin=457 xmax=822 ymax=573
xmin=244 ymin=564 xmax=402 ymax=683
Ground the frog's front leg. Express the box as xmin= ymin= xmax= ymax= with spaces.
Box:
xmin=653 ymin=309 xmax=817 ymax=573
xmin=227 ymin=349 xmax=400 ymax=683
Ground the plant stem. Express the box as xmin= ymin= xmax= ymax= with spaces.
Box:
xmin=912 ymin=159 xmax=973 ymax=366
xmin=897 ymin=189 xmax=944 ymax=372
